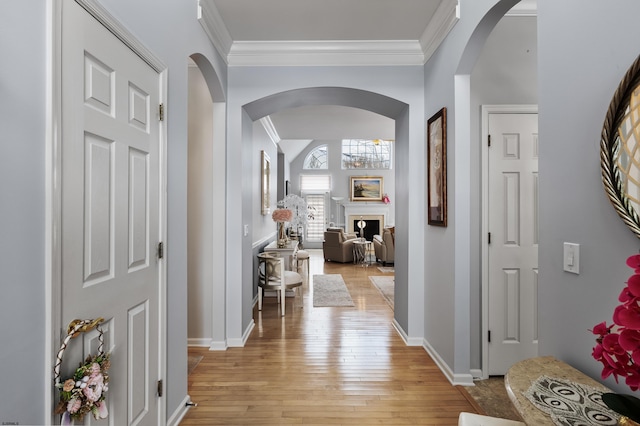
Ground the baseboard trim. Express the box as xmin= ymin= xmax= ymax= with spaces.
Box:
xmin=187 ymin=338 xmax=211 ymax=347
xmin=423 ymin=338 xmax=475 ymax=386
xmin=209 ymin=340 xmax=228 ymax=351
xmin=469 ymin=369 xmax=483 ymax=381
xmin=167 ymin=394 xmax=191 ymax=426
xmin=228 ymin=319 xmax=255 ymax=347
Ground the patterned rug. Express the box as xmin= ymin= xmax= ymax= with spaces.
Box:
xmin=313 ymin=274 xmax=354 ymax=307
xmin=524 ymin=375 xmax=619 ymax=425
xmin=369 ymin=276 xmax=394 ymax=309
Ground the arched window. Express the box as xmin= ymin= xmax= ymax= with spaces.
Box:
xmin=342 ymin=139 xmax=393 ymax=169
xmin=303 ymin=145 xmax=328 ymax=169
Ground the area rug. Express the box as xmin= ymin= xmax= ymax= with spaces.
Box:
xmin=377 ymin=266 xmax=395 ymax=273
xmin=313 ymin=274 xmax=354 ymax=307
xmin=187 ymin=355 xmax=203 ymax=375
xmin=369 ymin=276 xmax=394 ymax=309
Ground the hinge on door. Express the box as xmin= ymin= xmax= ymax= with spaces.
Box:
xmin=159 ymin=103 xmax=164 ymax=121
xmin=157 ymin=379 xmax=163 ymax=397
xmin=488 ymin=134 xmax=491 ymax=147
xmin=488 ymin=232 xmax=491 ymax=244
xmin=157 ymin=242 xmax=164 ymax=259
xmin=488 ymin=330 xmax=491 ymax=343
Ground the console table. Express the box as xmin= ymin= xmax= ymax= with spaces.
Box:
xmin=264 ymin=240 xmax=298 ymax=270
xmin=505 ymin=356 xmax=612 ymax=425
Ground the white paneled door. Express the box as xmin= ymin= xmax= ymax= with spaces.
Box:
xmin=61 ymin=2 xmax=163 ymax=424
xmin=487 ymin=112 xmax=539 ymax=375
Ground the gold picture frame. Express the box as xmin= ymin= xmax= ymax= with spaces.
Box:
xmin=261 ymin=150 xmax=270 ymax=215
xmin=350 ymin=176 xmax=383 ymax=201
xmin=427 ymin=107 xmax=447 ymax=226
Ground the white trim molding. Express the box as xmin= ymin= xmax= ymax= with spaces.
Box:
xmin=227 ymin=320 xmax=255 ymax=347
xmin=420 ymin=0 xmax=460 ymax=63
xmin=197 ymin=0 xmax=460 ymax=66
xmin=423 ymin=339 xmax=475 ymax=387
xmin=227 ymin=40 xmax=426 ymax=67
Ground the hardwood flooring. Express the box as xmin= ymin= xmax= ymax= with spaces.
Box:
xmin=181 ymin=249 xmax=482 ymax=425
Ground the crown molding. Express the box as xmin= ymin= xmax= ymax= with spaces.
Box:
xmin=227 ymin=40 xmax=425 ymax=67
xmin=198 ymin=0 xmax=462 ymax=67
xmin=420 ymin=0 xmax=460 ymax=63
xmin=259 ymin=116 xmax=281 ymax=146
xmin=198 ymin=0 xmax=233 ymax=59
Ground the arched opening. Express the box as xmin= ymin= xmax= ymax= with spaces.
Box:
xmin=187 ymin=54 xmax=227 ymax=351
xmin=453 ymin=0 xmax=537 ymax=378
xmin=240 ymin=87 xmax=412 ymax=335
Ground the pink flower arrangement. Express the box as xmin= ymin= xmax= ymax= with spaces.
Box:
xmin=592 ymin=254 xmax=640 ymax=390
xmin=272 ymin=208 xmax=293 ymax=222
xmin=56 ymin=352 xmax=110 ymax=423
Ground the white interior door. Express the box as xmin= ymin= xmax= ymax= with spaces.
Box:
xmin=486 ymin=110 xmax=539 ymax=375
xmin=61 ymin=2 xmax=162 ymax=424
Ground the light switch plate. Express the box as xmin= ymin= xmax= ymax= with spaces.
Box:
xmin=563 ymin=242 xmax=580 ymax=274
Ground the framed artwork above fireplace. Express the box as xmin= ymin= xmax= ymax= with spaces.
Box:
xmin=350 ymin=176 xmax=383 ymax=201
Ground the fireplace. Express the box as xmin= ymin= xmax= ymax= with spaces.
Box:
xmin=352 ymin=218 xmax=380 ymax=240
xmin=343 ymin=203 xmax=389 ymax=239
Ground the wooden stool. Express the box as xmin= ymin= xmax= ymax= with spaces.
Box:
xmin=295 ymin=250 xmax=310 ymax=283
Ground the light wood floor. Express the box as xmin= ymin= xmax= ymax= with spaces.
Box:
xmin=181 ymin=249 xmax=481 ymax=425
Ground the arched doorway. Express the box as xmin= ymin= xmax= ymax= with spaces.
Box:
xmin=230 ymin=87 xmax=415 ymax=344
xmin=187 ymin=54 xmax=227 ymax=350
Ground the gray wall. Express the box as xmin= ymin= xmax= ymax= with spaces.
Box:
xmin=252 ymin=122 xmax=279 ymax=243
xmin=230 ymin=68 xmax=425 ymax=341
xmin=0 ymin=1 xmax=47 ymax=424
xmin=6 ymin=0 xmax=640 ymax=423
xmin=468 ymin=15 xmax=538 ymax=369
xmin=537 ymin=0 xmax=640 ymax=393
xmin=0 ymin=0 xmax=227 ymax=423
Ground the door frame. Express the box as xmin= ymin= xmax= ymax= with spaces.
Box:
xmin=480 ymin=104 xmax=537 ymax=379
xmin=46 ymin=0 xmax=168 ymax=423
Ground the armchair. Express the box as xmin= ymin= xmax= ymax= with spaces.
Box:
xmin=257 ymin=251 xmax=303 ymax=316
xmin=373 ymin=227 xmax=395 ymax=266
xmin=322 ymin=228 xmax=358 ymax=263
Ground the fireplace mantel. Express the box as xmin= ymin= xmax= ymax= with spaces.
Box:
xmin=342 ymin=203 xmax=390 ymax=234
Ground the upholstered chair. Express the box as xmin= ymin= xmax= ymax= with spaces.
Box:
xmin=257 ymin=251 xmax=303 ymax=316
xmin=373 ymin=227 xmax=395 ymax=266
xmin=322 ymin=228 xmax=358 ymax=263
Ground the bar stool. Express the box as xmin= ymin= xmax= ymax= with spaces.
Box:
xmin=295 ymin=250 xmax=310 ymax=284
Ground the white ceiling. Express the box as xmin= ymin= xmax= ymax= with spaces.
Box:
xmin=198 ymin=0 xmax=537 ymax=161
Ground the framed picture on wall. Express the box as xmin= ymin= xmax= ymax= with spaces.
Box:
xmin=261 ymin=150 xmax=270 ymax=215
xmin=350 ymin=176 xmax=383 ymax=201
xmin=427 ymin=107 xmax=447 ymax=226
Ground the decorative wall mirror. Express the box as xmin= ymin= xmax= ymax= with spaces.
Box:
xmin=601 ymin=54 xmax=640 ymax=238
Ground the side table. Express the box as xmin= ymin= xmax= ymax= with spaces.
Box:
xmin=352 ymin=239 xmax=372 ymax=267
